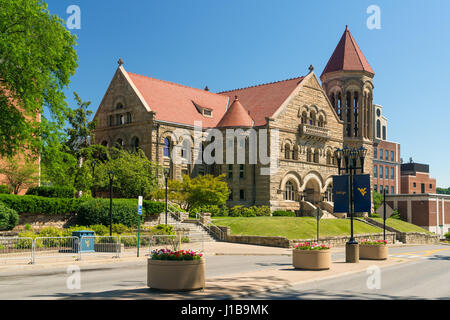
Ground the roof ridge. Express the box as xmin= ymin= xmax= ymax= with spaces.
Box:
xmin=346 ymin=29 xmax=365 ymax=71
xmin=127 ymin=71 xmax=224 ymax=97
xmin=217 ymin=76 xmax=304 ymax=94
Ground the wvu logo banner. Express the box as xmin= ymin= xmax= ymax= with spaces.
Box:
xmin=333 ymin=175 xmax=349 ymax=213
xmin=353 ymin=174 xmax=371 ymax=213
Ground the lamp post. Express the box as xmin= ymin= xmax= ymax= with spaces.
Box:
xmin=163 ymin=168 xmax=169 ymax=225
xmin=90 ymin=160 xmax=97 ymax=198
xmin=108 ymin=171 xmax=114 ymax=237
xmin=334 ymin=146 xmax=367 ymax=263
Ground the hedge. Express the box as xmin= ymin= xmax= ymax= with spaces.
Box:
xmin=272 ymin=210 xmax=297 ymax=217
xmin=0 ymin=202 xmax=19 ymax=230
xmin=26 ymin=186 xmax=75 ymax=198
xmin=0 ymin=194 xmax=82 ymax=215
xmin=229 ymin=205 xmax=271 ymax=217
xmin=76 ymin=198 xmax=165 ymax=227
xmin=0 ymin=194 xmax=165 ymax=217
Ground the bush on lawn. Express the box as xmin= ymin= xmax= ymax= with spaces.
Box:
xmin=0 ymin=185 xmax=11 ymax=194
xmin=76 ymin=199 xmax=140 ymax=227
xmin=189 ymin=205 xmax=228 ymax=217
xmin=26 ymin=186 xmax=75 ymax=198
xmin=229 ymin=205 xmax=271 ymax=217
xmin=0 ymin=202 xmax=19 ymax=230
xmin=445 ymin=232 xmax=450 ymax=241
xmin=272 ymin=210 xmax=296 ymax=217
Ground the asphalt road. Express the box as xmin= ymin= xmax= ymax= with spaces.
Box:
xmin=0 ymin=245 xmax=448 ymax=300
xmin=0 ymin=255 xmax=293 ymax=300
xmin=245 ymin=244 xmax=450 ymax=300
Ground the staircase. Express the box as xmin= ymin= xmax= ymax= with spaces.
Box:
xmin=164 ymin=207 xmax=217 ymax=242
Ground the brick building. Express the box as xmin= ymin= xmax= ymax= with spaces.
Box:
xmin=400 ymin=162 xmax=436 ymax=194
xmin=93 ymin=26 xmax=375 ymax=214
xmin=386 ymin=193 xmax=450 ymax=236
xmin=371 ymin=104 xmax=401 ymax=195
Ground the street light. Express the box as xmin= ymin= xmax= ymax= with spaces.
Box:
xmin=108 ymin=171 xmax=114 ymax=237
xmin=163 ymin=168 xmax=169 ymax=225
xmin=335 ymin=146 xmax=367 ymax=262
xmin=90 ymin=160 xmax=97 ymax=198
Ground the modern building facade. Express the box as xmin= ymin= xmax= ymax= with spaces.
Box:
xmin=93 ymin=26 xmax=376 ymax=214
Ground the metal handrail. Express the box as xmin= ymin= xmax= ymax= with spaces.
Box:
xmin=195 ymin=212 xmax=225 ymax=241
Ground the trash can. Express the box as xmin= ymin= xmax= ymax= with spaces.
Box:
xmin=72 ymin=230 xmax=95 ymax=253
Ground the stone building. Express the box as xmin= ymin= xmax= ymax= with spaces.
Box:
xmin=93 ymin=26 xmax=376 ymax=214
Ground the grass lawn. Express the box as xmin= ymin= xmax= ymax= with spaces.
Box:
xmin=371 ymin=217 xmax=433 ymax=234
xmin=211 ymin=217 xmax=384 ymax=240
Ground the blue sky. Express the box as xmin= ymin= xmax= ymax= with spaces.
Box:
xmin=45 ymin=0 xmax=450 ymax=187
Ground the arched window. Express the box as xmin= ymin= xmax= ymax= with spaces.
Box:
xmin=181 ymin=139 xmax=191 ymax=160
xmin=116 ymin=102 xmax=124 ymax=110
xmin=285 ymin=144 xmax=291 ymax=159
xmin=131 ymin=137 xmax=139 ymax=152
xmin=301 ymin=112 xmax=307 ymax=124
xmin=310 ymin=111 xmax=316 ymax=126
xmin=318 ymin=115 xmax=324 ymax=128
xmin=163 ymin=137 xmax=171 ymax=157
xmin=376 ymin=120 xmax=381 ymax=138
xmin=284 ymin=181 xmax=296 ymax=201
xmin=293 ymin=146 xmax=298 ymax=160
xmin=313 ymin=149 xmax=319 ymax=163
xmin=115 ymin=138 xmax=123 ymax=149
xmin=306 ymin=148 xmax=312 ymax=162
xmin=326 ymin=151 xmax=332 ymax=165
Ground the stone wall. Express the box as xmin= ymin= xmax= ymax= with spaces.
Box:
xmin=289 ymin=233 xmax=397 ymax=248
xmin=397 ymin=232 xmax=440 ymax=245
xmin=14 ymin=213 xmax=77 ymax=231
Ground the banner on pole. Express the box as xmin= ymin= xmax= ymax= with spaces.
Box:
xmin=353 ymin=174 xmax=371 ymax=213
xmin=333 ymin=175 xmax=349 ymax=213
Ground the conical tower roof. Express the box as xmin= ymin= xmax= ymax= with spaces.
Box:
xmin=321 ymin=26 xmax=374 ymax=77
xmin=217 ymin=96 xmax=253 ymax=128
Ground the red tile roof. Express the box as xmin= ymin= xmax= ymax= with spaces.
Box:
xmin=217 ymin=96 xmax=254 ymax=128
xmin=321 ymin=26 xmax=374 ymax=77
xmin=127 ymin=72 xmax=229 ymax=127
xmin=218 ymin=77 xmax=305 ymax=126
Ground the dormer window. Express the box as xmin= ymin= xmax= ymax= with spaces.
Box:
xmin=203 ymin=109 xmax=212 ymax=117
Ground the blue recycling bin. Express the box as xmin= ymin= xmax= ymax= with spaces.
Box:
xmin=72 ymin=230 xmax=95 ymax=253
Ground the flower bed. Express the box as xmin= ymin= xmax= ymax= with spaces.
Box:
xmin=293 ymin=242 xmax=331 ymax=270
xmin=147 ymin=249 xmax=205 ymax=291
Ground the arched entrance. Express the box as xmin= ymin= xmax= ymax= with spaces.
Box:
xmin=304 ymin=179 xmax=321 ymax=205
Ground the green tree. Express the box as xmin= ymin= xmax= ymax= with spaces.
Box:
xmin=66 ymin=92 xmax=97 ymax=156
xmin=0 ymin=0 xmax=78 ymax=157
xmin=0 ymin=158 xmax=39 ymax=194
xmin=94 ymin=148 xmax=159 ymax=199
xmin=183 ymin=174 xmax=229 ymax=210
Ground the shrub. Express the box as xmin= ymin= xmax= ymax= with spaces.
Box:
xmin=0 ymin=194 xmax=81 ymax=215
xmin=189 ymin=205 xmax=228 ymax=217
xmin=26 ymin=186 xmax=75 ymax=198
xmin=143 ymin=200 xmax=165 ymax=215
xmin=229 ymin=205 xmax=244 ymax=217
xmin=0 ymin=185 xmax=11 ymax=194
xmin=272 ymin=210 xmax=296 ymax=217
xmin=24 ymin=223 xmax=31 ymax=231
xmin=0 ymin=202 xmax=19 ymax=230
xmin=76 ymin=198 xmax=140 ymax=227
xmin=112 ymin=223 xmax=132 ymax=234
xmin=445 ymin=232 xmax=450 ymax=241
xmin=250 ymin=206 xmax=271 ymax=217
xmin=38 ymin=226 xmax=63 ymax=237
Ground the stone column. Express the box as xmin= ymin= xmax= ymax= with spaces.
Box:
xmin=359 ymin=92 xmax=364 ymax=138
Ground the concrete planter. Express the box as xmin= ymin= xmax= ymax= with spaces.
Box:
xmin=293 ymin=249 xmax=331 ymax=270
xmin=147 ymin=258 xmax=205 ymax=291
xmin=359 ymin=245 xmax=388 ymax=260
